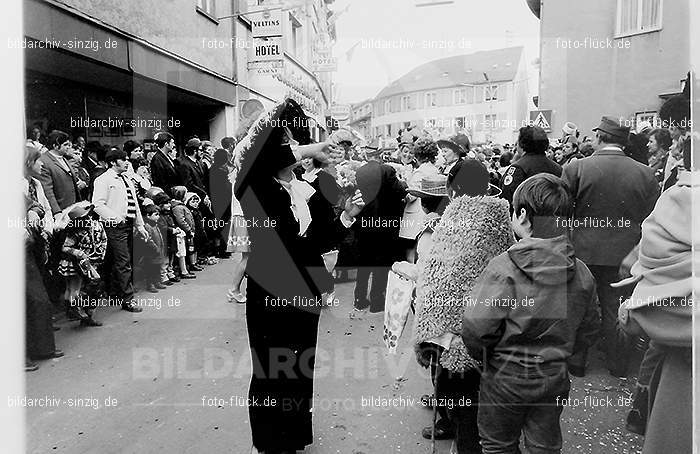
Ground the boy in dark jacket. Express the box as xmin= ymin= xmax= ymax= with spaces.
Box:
xmin=140 ymin=204 xmax=166 ymax=293
xmin=152 ymin=192 xmax=179 ymax=285
xmin=461 ymin=173 xmax=600 ymax=454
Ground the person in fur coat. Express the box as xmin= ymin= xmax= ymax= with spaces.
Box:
xmin=412 ymin=158 xmax=514 ymax=453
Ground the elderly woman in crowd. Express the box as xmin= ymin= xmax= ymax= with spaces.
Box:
xmin=24 ymin=145 xmax=63 ymax=371
xmin=407 ymin=158 xmax=513 ymax=453
xmin=399 ymin=137 xmax=440 ymax=261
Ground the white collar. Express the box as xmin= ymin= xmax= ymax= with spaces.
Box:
xmin=302 ymin=167 xmax=321 ymax=183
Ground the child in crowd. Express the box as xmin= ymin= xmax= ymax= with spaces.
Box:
xmin=139 ymin=204 xmax=166 ymax=293
xmin=184 ymin=192 xmax=209 ymax=269
xmin=152 ymin=192 xmax=178 ymax=285
xmin=55 ymin=201 xmax=107 ymax=327
xmin=461 ymin=173 xmax=600 ymax=454
xmin=170 ymin=186 xmax=197 ymax=279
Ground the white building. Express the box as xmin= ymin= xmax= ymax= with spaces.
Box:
xmin=371 ymin=47 xmax=530 ymax=145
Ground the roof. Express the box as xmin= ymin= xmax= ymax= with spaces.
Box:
xmin=374 ymin=46 xmax=524 ymax=100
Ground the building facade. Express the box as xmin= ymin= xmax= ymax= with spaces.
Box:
xmin=369 ymin=47 xmax=529 ymax=145
xmin=24 ymin=0 xmax=335 ymax=148
xmin=536 ymin=0 xmax=689 ymax=135
xmin=346 ymin=99 xmax=372 ymax=141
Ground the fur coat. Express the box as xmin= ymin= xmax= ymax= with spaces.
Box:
xmin=413 ymin=195 xmax=514 ymax=371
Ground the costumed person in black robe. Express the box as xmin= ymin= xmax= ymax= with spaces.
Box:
xmin=234 ymin=98 xmax=364 ymax=454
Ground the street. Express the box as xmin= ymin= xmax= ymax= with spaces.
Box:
xmin=26 ymin=257 xmax=644 ymax=454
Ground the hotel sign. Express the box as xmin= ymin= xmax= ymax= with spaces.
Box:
xmin=311 ymin=55 xmax=337 ymax=72
xmin=250 ymin=37 xmax=283 ymax=62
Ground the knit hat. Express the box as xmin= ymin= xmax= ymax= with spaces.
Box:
xmin=184 ymin=192 xmax=201 ymax=206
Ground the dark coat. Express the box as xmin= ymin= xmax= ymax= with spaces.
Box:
xmin=235 ymin=140 xmax=350 ymax=451
xmin=37 ymin=152 xmax=81 ymax=214
xmin=177 ymin=156 xmax=208 ymax=200
xmin=561 ymin=146 xmax=659 ymax=267
xmin=208 ymin=164 xmax=232 ymax=220
xmin=150 ymin=150 xmax=182 ymax=195
xmin=500 ymin=152 xmax=562 ymax=208
xmin=353 ymin=160 xmax=407 ymax=264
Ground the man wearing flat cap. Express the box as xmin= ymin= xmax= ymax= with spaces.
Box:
xmin=562 ymin=115 xmax=659 ymax=377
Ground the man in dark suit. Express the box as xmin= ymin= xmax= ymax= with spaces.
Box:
xmin=37 ymin=130 xmax=82 ymax=215
xmin=500 ymin=125 xmax=562 ymax=210
xmin=562 ymin=116 xmax=659 ymax=377
xmin=149 ymin=132 xmax=182 ymax=196
xmin=351 ymin=146 xmax=407 ymax=315
xmin=177 ymin=138 xmax=210 ymax=205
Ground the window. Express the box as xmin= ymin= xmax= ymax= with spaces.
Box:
xmin=290 ymin=14 xmax=302 ymax=57
xmin=384 ymin=99 xmax=391 ymax=114
xmin=196 ymin=0 xmax=216 ymax=18
xmin=635 ymin=111 xmax=659 ymax=128
xmin=400 ymin=95 xmax=412 ymax=111
xmin=484 ymin=85 xmax=499 ymax=102
xmin=616 ymin=0 xmax=663 ymax=37
xmin=454 ymin=88 xmax=466 ymax=105
xmin=484 ymin=114 xmax=497 ymax=129
xmin=425 ymin=92 xmax=438 ymax=108
xmin=386 ymin=124 xmax=392 ymax=136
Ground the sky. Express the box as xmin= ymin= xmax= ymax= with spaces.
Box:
xmin=331 ymin=0 xmax=541 ymax=105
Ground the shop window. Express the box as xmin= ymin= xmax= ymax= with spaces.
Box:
xmin=616 ymin=0 xmax=663 ymax=37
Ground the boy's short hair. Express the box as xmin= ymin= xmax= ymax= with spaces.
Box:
xmin=143 ymin=204 xmax=160 ymax=216
xmin=513 ymin=174 xmax=572 ymax=238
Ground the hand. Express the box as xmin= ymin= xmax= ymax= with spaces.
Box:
xmin=137 ymin=226 xmax=149 ymax=240
xmin=343 ymin=189 xmax=365 ymax=219
xmin=416 ymin=342 xmax=444 ymax=368
xmin=391 ymin=261 xmax=417 ymax=281
xmin=204 ymin=196 xmax=211 ymax=207
xmin=26 ymin=210 xmax=42 ymax=231
xmin=76 ymin=179 xmax=87 ymax=190
xmin=327 ymin=143 xmax=345 ymax=164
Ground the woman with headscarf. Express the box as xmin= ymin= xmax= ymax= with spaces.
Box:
xmin=23 ymin=146 xmax=62 ymax=371
xmin=412 ymin=159 xmax=514 ymax=454
xmin=234 ymin=99 xmax=364 ymax=454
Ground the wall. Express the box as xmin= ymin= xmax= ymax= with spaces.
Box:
xmin=51 ymin=0 xmax=236 ymax=78
xmin=539 ymin=0 xmax=689 ymax=135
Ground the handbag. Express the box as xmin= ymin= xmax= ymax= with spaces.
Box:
xmin=383 ymin=270 xmax=416 ymax=353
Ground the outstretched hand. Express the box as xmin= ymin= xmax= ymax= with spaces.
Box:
xmin=344 ymin=189 xmax=365 ymax=218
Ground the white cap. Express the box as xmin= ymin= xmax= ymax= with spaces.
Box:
xmin=636 ymin=120 xmax=653 ymax=134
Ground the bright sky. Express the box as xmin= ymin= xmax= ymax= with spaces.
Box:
xmin=332 ymin=0 xmax=540 ymax=105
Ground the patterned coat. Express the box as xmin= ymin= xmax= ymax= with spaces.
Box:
xmin=413 ymin=195 xmax=514 ymax=371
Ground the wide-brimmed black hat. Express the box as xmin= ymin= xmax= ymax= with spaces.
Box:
xmin=437 ymin=139 xmax=465 ymax=157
